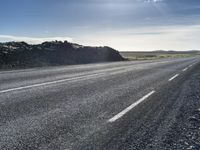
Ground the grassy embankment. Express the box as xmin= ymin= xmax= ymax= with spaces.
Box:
xmin=120 ymin=51 xmax=200 ymax=61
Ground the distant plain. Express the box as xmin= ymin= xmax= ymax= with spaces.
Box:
xmin=120 ymin=51 xmax=200 ymax=60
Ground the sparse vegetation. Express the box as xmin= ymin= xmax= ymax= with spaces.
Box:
xmin=120 ymin=51 xmax=200 ymax=61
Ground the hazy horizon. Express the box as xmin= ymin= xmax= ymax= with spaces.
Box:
xmin=1 ymin=0 xmax=200 ymax=51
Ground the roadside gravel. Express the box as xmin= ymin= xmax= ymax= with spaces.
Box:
xmin=156 ymin=66 xmax=200 ymax=150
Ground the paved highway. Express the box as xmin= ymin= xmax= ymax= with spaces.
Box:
xmin=0 ymin=57 xmax=199 ymax=150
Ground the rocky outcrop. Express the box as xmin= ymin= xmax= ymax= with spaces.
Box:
xmin=0 ymin=41 xmax=125 ymax=69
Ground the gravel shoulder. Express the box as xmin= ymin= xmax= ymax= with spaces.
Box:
xmin=151 ymin=65 xmax=200 ymax=150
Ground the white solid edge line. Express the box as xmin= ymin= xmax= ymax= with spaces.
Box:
xmin=0 ymin=73 xmax=104 ymax=94
xmin=182 ymin=68 xmax=188 ymax=72
xmin=108 ymin=90 xmax=155 ymax=123
xmin=168 ymin=74 xmax=179 ymax=81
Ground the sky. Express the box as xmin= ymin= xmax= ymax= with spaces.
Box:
xmin=0 ymin=0 xmax=200 ymax=51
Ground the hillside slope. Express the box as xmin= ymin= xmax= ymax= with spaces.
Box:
xmin=0 ymin=41 xmax=125 ymax=69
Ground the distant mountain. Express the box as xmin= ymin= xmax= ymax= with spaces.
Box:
xmin=0 ymin=41 xmax=125 ymax=69
xmin=153 ymin=50 xmax=200 ymax=54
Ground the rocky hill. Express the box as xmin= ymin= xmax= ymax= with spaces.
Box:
xmin=0 ymin=41 xmax=125 ymax=69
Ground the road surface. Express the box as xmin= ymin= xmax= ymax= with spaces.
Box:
xmin=0 ymin=57 xmax=200 ymax=150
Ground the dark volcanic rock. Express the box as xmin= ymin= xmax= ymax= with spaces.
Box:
xmin=0 ymin=41 xmax=125 ymax=69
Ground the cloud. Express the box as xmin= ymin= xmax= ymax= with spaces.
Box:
xmin=0 ymin=35 xmax=73 ymax=44
xmin=74 ymin=25 xmax=200 ymax=51
xmin=144 ymin=0 xmax=164 ymax=3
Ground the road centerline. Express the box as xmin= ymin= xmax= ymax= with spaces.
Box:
xmin=168 ymin=74 xmax=179 ymax=81
xmin=108 ymin=90 xmax=155 ymax=123
xmin=182 ymin=68 xmax=188 ymax=72
xmin=189 ymin=64 xmax=193 ymax=68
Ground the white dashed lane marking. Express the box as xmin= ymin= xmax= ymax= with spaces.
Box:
xmin=182 ymin=68 xmax=188 ymax=72
xmin=168 ymin=74 xmax=179 ymax=81
xmin=108 ymin=90 xmax=155 ymax=123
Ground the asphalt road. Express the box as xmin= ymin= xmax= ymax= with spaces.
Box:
xmin=0 ymin=57 xmax=200 ymax=150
